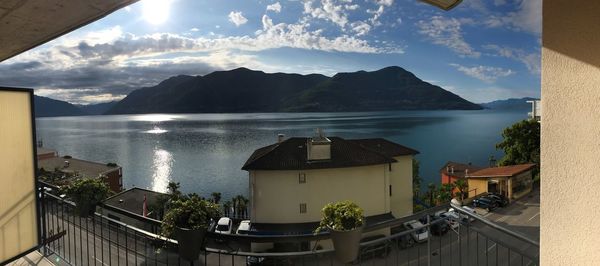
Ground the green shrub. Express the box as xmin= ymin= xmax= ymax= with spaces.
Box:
xmin=161 ymin=196 xmax=222 ymax=238
xmin=64 ymin=178 xmax=110 ymax=214
xmin=315 ymin=200 xmax=364 ymax=233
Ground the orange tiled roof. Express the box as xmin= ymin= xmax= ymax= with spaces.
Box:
xmin=467 ymin=163 xmax=536 ymax=178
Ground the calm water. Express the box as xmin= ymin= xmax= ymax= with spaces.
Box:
xmin=36 ymin=110 xmax=526 ymax=201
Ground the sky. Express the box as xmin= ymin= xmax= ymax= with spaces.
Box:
xmin=0 ymin=0 xmax=541 ymax=105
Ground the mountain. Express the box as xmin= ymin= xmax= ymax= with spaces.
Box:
xmin=480 ymin=97 xmax=538 ymax=110
xmin=34 ymin=95 xmax=86 ymax=117
xmin=77 ymin=101 xmax=118 ymax=115
xmin=106 ymin=66 xmax=482 ymax=114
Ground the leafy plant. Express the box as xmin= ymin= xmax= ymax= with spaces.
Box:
xmin=315 ymin=200 xmax=364 ymax=233
xmin=64 ymin=178 xmax=110 ymax=214
xmin=161 ymin=196 xmax=222 ymax=238
xmin=453 ymin=179 xmax=468 ymax=201
xmin=496 ymin=119 xmax=540 ymax=174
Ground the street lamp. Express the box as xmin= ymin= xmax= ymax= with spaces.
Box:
xmin=420 ymin=0 xmax=463 ymax=11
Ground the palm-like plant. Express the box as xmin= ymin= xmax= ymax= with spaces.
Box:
xmin=211 ymin=192 xmax=222 ymax=204
xmin=453 ymin=179 xmax=468 ymax=201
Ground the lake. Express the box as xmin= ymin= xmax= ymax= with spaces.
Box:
xmin=35 ymin=110 xmax=526 ymax=201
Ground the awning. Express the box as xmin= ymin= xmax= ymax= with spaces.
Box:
xmin=0 ymin=0 xmax=138 ymax=62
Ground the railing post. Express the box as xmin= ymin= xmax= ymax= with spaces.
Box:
xmin=427 ymin=214 xmax=431 ymax=266
xmin=39 ymin=183 xmax=48 ymax=256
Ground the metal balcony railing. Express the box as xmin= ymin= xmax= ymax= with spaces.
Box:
xmin=38 ymin=183 xmax=539 ymax=266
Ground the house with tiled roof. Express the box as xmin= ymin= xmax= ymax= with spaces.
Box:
xmin=465 ymin=163 xmax=537 ymax=202
xmin=440 ymin=161 xmax=484 ymax=195
xmin=242 ymin=130 xmax=418 ymax=241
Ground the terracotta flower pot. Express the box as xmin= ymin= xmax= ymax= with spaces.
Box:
xmin=329 ymin=226 xmax=363 ymax=263
xmin=176 ymin=227 xmax=206 ymax=262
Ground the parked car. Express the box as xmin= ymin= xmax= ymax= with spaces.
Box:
xmin=215 ymin=217 xmax=233 ymax=234
xmin=419 ymin=215 xmax=449 ymax=236
xmin=438 ymin=211 xmax=460 ymax=230
xmin=391 ymin=225 xmax=416 ymax=249
xmin=403 ymin=220 xmax=429 ymax=242
xmin=472 ymin=197 xmax=498 ymax=211
xmin=246 ymin=256 xmax=292 ymax=265
xmin=448 ymin=206 xmax=476 ymax=223
xmin=237 ymin=220 xmax=251 ymax=234
xmin=355 ymin=234 xmax=392 ymax=262
xmin=486 ymin=193 xmax=509 ymax=207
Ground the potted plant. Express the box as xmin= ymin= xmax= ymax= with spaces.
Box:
xmin=161 ymin=196 xmax=221 ymax=262
xmin=315 ymin=200 xmax=364 ymax=263
xmin=64 ymin=178 xmax=110 ymax=217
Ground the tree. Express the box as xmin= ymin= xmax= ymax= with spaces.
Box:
xmin=437 ymin=183 xmax=455 ymax=204
xmin=211 ymin=192 xmax=222 ymax=204
xmin=496 ymin=119 xmax=540 ymax=175
xmin=412 ymin=159 xmax=422 ymax=198
xmin=166 ymin=182 xmax=182 ymax=198
xmin=427 ymin=183 xmax=437 ymax=206
xmin=453 ymin=179 xmax=468 ymax=201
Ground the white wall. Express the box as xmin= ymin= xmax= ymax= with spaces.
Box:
xmin=251 ymin=165 xmax=390 ymax=224
xmin=542 ymin=1 xmax=600 ymax=264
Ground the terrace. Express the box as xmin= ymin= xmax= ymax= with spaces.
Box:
xmin=36 ymin=182 xmax=539 ymax=266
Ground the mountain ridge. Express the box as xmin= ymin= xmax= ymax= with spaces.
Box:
xmin=106 ymin=66 xmax=481 ymax=114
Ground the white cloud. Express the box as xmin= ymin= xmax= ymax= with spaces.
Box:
xmin=416 ymin=16 xmax=480 ymax=58
xmin=449 ymin=63 xmax=515 ymax=82
xmin=482 ymin=44 xmax=541 ymax=74
xmin=345 ymin=4 xmax=359 ymax=10
xmin=228 ymin=11 xmax=248 ymax=27
xmin=484 ymin=0 xmax=541 ymax=35
xmin=303 ymin=0 xmax=349 ymax=28
xmin=190 ymin=28 xmax=200 ymax=32
xmin=266 ymin=2 xmax=282 ymax=13
xmin=350 ymin=21 xmax=371 ymax=36
xmin=375 ymin=0 xmax=393 ymax=7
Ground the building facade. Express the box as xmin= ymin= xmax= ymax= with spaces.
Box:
xmin=242 ymin=134 xmax=418 ymax=229
xmin=37 ymin=156 xmax=123 ymax=192
xmin=466 ymin=163 xmax=536 ymax=202
xmin=440 ymin=161 xmax=483 ymax=196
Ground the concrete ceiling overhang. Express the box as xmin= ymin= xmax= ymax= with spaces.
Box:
xmin=0 ymin=0 xmax=138 ymax=62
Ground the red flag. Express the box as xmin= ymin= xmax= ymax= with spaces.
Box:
xmin=143 ymin=194 xmax=148 ymax=217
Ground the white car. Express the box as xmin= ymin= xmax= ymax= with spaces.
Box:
xmin=438 ymin=211 xmax=460 ymax=229
xmin=215 ymin=217 xmax=233 ymax=234
xmin=448 ymin=206 xmax=476 ymax=223
xmin=403 ymin=220 xmax=429 ymax=243
xmin=236 ymin=220 xmax=251 ymax=234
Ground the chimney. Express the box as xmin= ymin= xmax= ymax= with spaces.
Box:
xmin=465 ymin=169 xmax=469 ymax=175
xmin=307 ymin=128 xmax=331 ymax=161
xmin=446 ymin=166 xmax=450 ymax=173
xmin=277 ymin=134 xmax=285 ymax=143
xmin=450 ymin=166 xmax=454 ymax=174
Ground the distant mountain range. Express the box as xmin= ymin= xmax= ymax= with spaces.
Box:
xmin=34 ymin=96 xmax=116 ymax=117
xmin=480 ymin=97 xmax=539 ymax=110
xmin=106 ymin=66 xmax=481 ymax=114
xmin=34 ymin=66 xmax=485 ymax=117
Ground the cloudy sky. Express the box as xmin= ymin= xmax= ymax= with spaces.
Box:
xmin=0 ymin=0 xmax=541 ymax=105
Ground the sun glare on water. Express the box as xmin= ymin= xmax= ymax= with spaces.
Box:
xmin=142 ymin=0 xmax=171 ymax=25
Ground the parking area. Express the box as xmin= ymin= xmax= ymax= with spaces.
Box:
xmin=481 ymin=182 xmax=540 ymax=241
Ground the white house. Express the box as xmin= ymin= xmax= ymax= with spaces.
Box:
xmin=242 ymin=131 xmax=418 ymax=242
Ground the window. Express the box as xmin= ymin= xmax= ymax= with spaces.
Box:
xmin=389 ymin=185 xmax=392 ymax=196
xmin=300 ymin=203 xmax=307 ymax=213
xmin=299 ymin=173 xmax=306 ymax=183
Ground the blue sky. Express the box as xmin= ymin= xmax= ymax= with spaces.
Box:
xmin=0 ymin=0 xmax=541 ymax=104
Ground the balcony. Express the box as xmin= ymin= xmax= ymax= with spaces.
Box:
xmin=36 ymin=182 xmax=539 ymax=266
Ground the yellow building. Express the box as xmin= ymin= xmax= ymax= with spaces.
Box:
xmin=242 ymin=133 xmax=418 ymax=235
xmin=466 ymin=163 xmax=536 ymax=202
